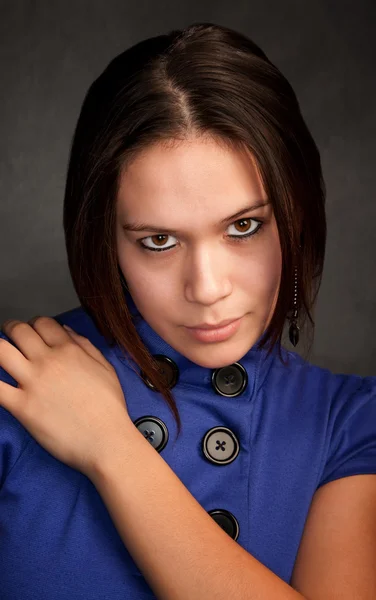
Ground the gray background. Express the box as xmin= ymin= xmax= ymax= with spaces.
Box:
xmin=1 ymin=1 xmax=375 ymax=376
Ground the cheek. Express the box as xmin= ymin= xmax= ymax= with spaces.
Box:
xmin=249 ymin=243 xmax=281 ymax=324
xmin=264 ymin=224 xmax=282 ymax=287
xmin=247 ymin=267 xmax=280 ymax=313
xmin=246 ymin=241 xmax=282 ymax=292
xmin=124 ymin=271 xmax=173 ymax=312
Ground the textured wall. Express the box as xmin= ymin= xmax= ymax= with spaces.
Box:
xmin=0 ymin=1 xmax=375 ymax=375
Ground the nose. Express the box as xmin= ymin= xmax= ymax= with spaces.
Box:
xmin=184 ymin=251 xmax=232 ymax=305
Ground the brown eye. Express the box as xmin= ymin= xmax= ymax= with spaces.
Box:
xmin=227 ymin=218 xmax=262 ymax=238
xmin=150 ymin=234 xmax=169 ymax=247
xmin=139 ymin=218 xmax=264 ymax=253
xmin=233 ymin=218 xmax=252 ymax=233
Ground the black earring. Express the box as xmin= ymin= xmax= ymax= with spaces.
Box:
xmin=288 ymin=265 xmax=300 ymax=347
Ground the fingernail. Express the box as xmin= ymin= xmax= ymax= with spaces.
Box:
xmin=63 ymin=325 xmax=74 ymax=332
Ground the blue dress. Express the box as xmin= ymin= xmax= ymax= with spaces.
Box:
xmin=1 ymin=292 xmax=376 ymax=599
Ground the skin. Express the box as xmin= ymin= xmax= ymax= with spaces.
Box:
xmin=115 ymin=135 xmax=282 ymax=369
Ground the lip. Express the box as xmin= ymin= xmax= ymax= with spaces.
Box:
xmin=188 ymin=317 xmax=240 ymax=330
xmin=185 ymin=316 xmax=243 ymax=343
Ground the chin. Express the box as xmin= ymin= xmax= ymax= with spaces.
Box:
xmin=182 ymin=336 xmax=258 ymax=369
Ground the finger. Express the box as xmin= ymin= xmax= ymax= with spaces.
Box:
xmin=0 ymin=317 xmax=72 ymax=381
xmin=28 ymin=316 xmax=75 ymax=348
xmin=0 ymin=378 xmax=32 ymax=429
xmin=1 ymin=319 xmax=48 ymax=360
xmin=0 ymin=334 xmax=33 ymax=384
xmin=63 ymin=325 xmax=114 ymax=371
xmin=1 ymin=316 xmax=73 ymax=360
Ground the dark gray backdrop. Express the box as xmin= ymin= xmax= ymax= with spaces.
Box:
xmin=1 ymin=1 xmax=375 ymax=375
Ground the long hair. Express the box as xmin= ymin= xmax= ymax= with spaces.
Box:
xmin=63 ymin=22 xmax=326 ymax=439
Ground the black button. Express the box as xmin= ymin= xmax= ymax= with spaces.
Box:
xmin=211 ymin=363 xmax=248 ymax=397
xmin=133 ymin=416 xmax=169 ymax=453
xmin=208 ymin=509 xmax=239 ymax=541
xmin=202 ymin=426 xmax=240 ymax=465
xmin=141 ymin=355 xmax=179 ymax=391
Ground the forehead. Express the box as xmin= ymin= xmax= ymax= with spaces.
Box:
xmin=117 ymin=137 xmax=267 ymax=218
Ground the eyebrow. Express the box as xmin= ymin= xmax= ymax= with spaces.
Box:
xmin=122 ymin=199 xmax=270 ymax=235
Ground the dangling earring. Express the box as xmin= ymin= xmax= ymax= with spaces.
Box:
xmin=289 ymin=265 xmax=300 ymax=347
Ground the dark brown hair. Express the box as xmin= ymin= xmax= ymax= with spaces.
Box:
xmin=63 ymin=22 xmax=326 ymax=439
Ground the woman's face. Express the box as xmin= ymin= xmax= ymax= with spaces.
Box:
xmin=116 ymin=136 xmax=282 ymax=368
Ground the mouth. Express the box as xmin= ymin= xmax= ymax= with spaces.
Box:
xmin=187 ymin=317 xmax=241 ymax=330
xmin=184 ymin=316 xmax=243 ymax=343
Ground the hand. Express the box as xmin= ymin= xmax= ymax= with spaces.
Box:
xmin=0 ymin=316 xmax=132 ymax=479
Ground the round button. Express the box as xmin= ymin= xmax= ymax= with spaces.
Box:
xmin=202 ymin=426 xmax=240 ymax=465
xmin=141 ymin=355 xmax=179 ymax=391
xmin=133 ymin=416 xmax=169 ymax=453
xmin=208 ymin=509 xmax=239 ymax=541
xmin=211 ymin=363 xmax=248 ymax=397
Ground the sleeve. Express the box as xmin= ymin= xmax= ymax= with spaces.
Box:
xmin=317 ymin=375 xmax=376 ymax=489
xmin=0 ymin=331 xmax=30 ymax=489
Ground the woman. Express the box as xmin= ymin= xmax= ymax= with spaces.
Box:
xmin=0 ymin=22 xmax=375 ymax=600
